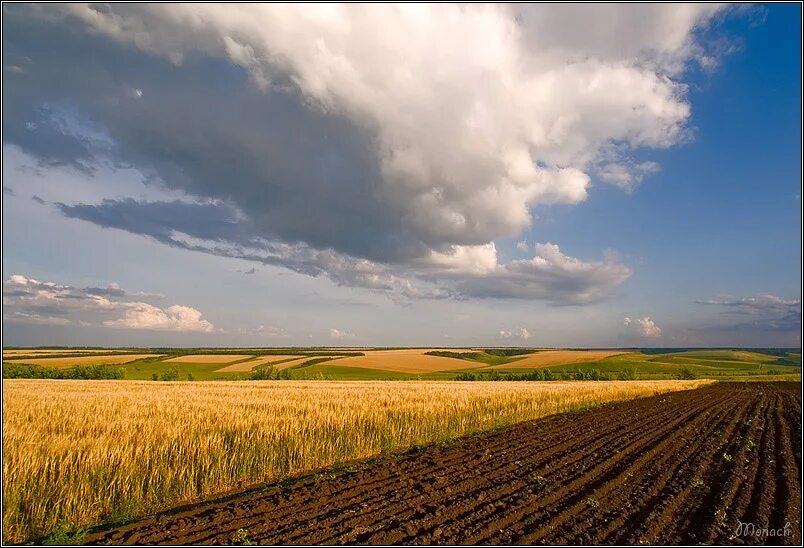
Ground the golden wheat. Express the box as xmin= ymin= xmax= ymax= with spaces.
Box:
xmin=334 ymin=349 xmax=481 ymax=372
xmin=2 ymin=349 xmax=113 ymax=357
xmin=2 ymin=354 xmax=163 ymax=368
xmin=2 ymin=379 xmax=708 ymax=542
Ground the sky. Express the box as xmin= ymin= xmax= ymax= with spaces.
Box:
xmin=2 ymin=3 xmax=801 ymax=348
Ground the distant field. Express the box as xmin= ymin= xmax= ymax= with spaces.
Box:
xmin=293 ymin=363 xmax=448 ymax=380
xmin=3 ymin=354 xmax=162 ymax=368
xmin=2 ymin=347 xmax=799 ymax=381
xmin=333 ymin=349 xmax=478 ymax=373
xmin=163 ymin=354 xmax=253 ymax=364
xmin=658 ymin=350 xmax=779 ymax=362
xmin=3 ymin=349 xmax=113 ymax=358
xmin=216 ymin=355 xmax=312 ymax=372
xmin=533 ymin=351 xmax=800 ymax=381
xmin=2 ymin=378 xmax=708 ymax=543
xmin=487 ymin=350 xmax=630 ymax=370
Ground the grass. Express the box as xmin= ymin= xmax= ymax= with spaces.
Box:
xmin=163 ymin=354 xmax=255 ymax=364
xmin=525 ymin=351 xmax=801 ymax=381
xmin=2 ymin=378 xmax=708 ymax=543
xmin=486 ymin=350 xmax=632 ymax=370
xmin=120 ymin=360 xmax=252 ymax=381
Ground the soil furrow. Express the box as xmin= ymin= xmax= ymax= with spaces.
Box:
xmin=85 ymin=382 xmax=801 ymax=546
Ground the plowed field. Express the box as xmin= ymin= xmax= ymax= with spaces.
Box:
xmin=86 ymin=382 xmax=801 ymax=545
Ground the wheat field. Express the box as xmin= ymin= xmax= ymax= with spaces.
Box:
xmin=2 ymin=379 xmax=709 ymax=543
xmin=333 ymin=349 xmax=478 ymax=372
xmin=2 ymin=353 xmax=162 ymax=368
xmin=2 ymin=349 xmax=113 ymax=357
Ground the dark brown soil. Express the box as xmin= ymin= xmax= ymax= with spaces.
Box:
xmin=86 ymin=382 xmax=802 ymax=545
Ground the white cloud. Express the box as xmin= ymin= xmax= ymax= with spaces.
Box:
xmin=252 ymin=324 xmax=289 ymax=337
xmin=500 ymin=326 xmax=531 ymax=340
xmin=104 ymin=303 xmax=214 ymax=332
xmin=624 ymin=316 xmax=662 ymax=337
xmin=329 ymin=327 xmax=355 ymax=340
xmin=3 ymin=274 xmax=214 ymax=332
xmin=639 ymin=317 xmax=662 ymax=337
xmin=516 ymin=240 xmax=529 ymax=252
xmin=424 ymin=243 xmax=499 ymax=276
xmin=598 ymin=161 xmax=660 ymax=191
xmin=453 ymin=243 xmax=631 ymax=303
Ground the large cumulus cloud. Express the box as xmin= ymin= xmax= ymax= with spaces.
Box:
xmin=3 ymin=4 xmax=731 ymax=303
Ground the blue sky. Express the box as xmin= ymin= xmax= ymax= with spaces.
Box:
xmin=2 ymin=4 xmax=801 ymax=347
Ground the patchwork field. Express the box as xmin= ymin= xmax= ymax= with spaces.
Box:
xmin=2 ymin=378 xmax=705 ymax=543
xmin=3 ymin=349 xmax=113 ymax=357
xmin=86 ymin=382 xmax=801 ymax=546
xmin=2 ymin=354 xmax=162 ymax=368
xmin=544 ymin=350 xmax=801 ymax=381
xmin=163 ymin=354 xmax=253 ymax=364
xmin=2 ymin=347 xmax=799 ymax=381
xmin=332 ymin=349 xmax=478 ymax=373
xmin=488 ymin=350 xmax=631 ymax=370
xmin=216 ymin=355 xmax=312 ymax=372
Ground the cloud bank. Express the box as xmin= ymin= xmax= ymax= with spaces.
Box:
xmin=697 ymin=293 xmax=801 ymax=333
xmin=3 ymin=274 xmax=214 ymax=332
xmin=3 ymin=4 xmax=732 ymax=304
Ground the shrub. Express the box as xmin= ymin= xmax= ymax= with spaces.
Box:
xmin=67 ymin=364 xmax=124 ymax=380
xmin=3 ymin=363 xmax=124 ymax=380
xmin=455 ymin=372 xmax=477 ymax=381
xmin=618 ymin=367 xmax=637 ymax=381
xmin=483 ymin=348 xmax=535 ymax=357
xmin=159 ymin=368 xmax=179 ymax=381
xmin=678 ymin=367 xmax=697 ymax=380
xmin=3 ymin=363 xmax=62 ymax=379
xmin=249 ymin=365 xmax=277 ymax=380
